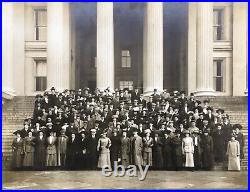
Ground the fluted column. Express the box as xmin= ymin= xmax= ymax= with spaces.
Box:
xmin=143 ymin=2 xmax=163 ymax=94
xmin=2 ymin=3 xmax=15 ymax=99
xmin=195 ymin=2 xmax=215 ymax=96
xmin=47 ymin=3 xmax=70 ymax=91
xmin=96 ymin=2 xmax=114 ymax=91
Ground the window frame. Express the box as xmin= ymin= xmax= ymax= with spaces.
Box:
xmin=121 ymin=50 xmax=131 ymax=68
xmin=33 ymin=57 xmax=47 ymax=92
xmin=213 ymin=8 xmax=225 ymax=41
xmin=119 ymin=81 xmax=134 ymax=91
xmin=213 ymin=58 xmax=225 ymax=92
xmin=33 ymin=7 xmax=47 ymax=41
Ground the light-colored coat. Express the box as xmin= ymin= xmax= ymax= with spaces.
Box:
xmin=182 ymin=136 xmax=194 ymax=167
xmin=227 ymin=140 xmax=240 ymax=171
xmin=130 ymin=135 xmax=143 ymax=166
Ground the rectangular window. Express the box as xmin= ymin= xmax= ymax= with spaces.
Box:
xmin=213 ymin=9 xmax=224 ymax=41
xmin=213 ymin=59 xmax=224 ymax=92
xmin=35 ymin=59 xmax=47 ymax=91
xmin=121 ymin=50 xmax=131 ymax=68
xmin=119 ymin=81 xmax=133 ymax=90
xmin=34 ymin=8 xmax=47 ymax=41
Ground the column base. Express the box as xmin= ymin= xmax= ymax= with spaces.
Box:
xmin=2 ymin=88 xmax=16 ymax=104
xmin=244 ymin=89 xmax=248 ymax=95
xmin=193 ymin=88 xmax=216 ymax=97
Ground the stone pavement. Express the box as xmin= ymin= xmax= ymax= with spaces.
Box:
xmin=2 ymin=170 xmax=248 ymax=189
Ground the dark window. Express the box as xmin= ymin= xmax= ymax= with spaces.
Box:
xmin=213 ymin=59 xmax=224 ymax=92
xmin=36 ymin=77 xmax=47 ymax=91
xmin=35 ymin=59 xmax=47 ymax=91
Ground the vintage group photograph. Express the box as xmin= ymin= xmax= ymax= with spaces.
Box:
xmin=2 ymin=1 xmax=248 ymax=190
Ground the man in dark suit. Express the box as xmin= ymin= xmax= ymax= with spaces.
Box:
xmin=86 ymin=129 xmax=98 ymax=170
xmin=131 ymin=88 xmax=140 ymax=102
xmin=66 ymin=131 xmax=79 ymax=170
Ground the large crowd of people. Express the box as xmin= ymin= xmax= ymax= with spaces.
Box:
xmin=11 ymin=87 xmax=244 ymax=171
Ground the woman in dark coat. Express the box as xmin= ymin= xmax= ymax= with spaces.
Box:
xmin=110 ymin=130 xmax=121 ymax=168
xmin=162 ymin=130 xmax=173 ymax=170
xmin=120 ymin=130 xmax=130 ymax=167
xmin=12 ymin=131 xmax=24 ymax=170
xmin=78 ymin=131 xmax=88 ymax=170
xmin=34 ymin=131 xmax=46 ymax=170
xmin=66 ymin=132 xmax=79 ymax=170
xmin=212 ymin=124 xmax=226 ymax=163
xmin=23 ymin=131 xmax=35 ymax=169
xmin=171 ymin=130 xmax=183 ymax=170
xmin=201 ymin=131 xmax=214 ymax=170
xmin=192 ymin=129 xmax=202 ymax=169
xmin=234 ymin=124 xmax=244 ymax=159
xmin=152 ymin=131 xmax=164 ymax=169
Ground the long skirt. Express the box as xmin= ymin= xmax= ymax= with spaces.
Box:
xmin=23 ymin=152 xmax=34 ymax=167
xmin=228 ymin=156 xmax=240 ymax=171
xmin=98 ymin=152 xmax=111 ymax=168
xmin=46 ymin=154 xmax=57 ymax=166
xmin=12 ymin=150 xmax=23 ymax=169
xmin=143 ymin=151 xmax=152 ymax=166
xmin=184 ymin=152 xmax=194 ymax=167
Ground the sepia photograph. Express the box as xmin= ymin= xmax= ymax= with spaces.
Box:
xmin=2 ymin=1 xmax=248 ymax=190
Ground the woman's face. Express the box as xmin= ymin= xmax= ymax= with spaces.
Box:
xmin=28 ymin=132 xmax=32 ymax=137
xmin=231 ymin=136 xmax=235 ymax=140
xmin=39 ymin=132 xmax=43 ymax=137
xmin=81 ymin=133 xmax=85 ymax=139
xmin=185 ymin=133 xmax=189 ymax=137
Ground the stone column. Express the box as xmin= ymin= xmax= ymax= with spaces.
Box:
xmin=96 ymin=2 xmax=114 ymax=91
xmin=233 ymin=3 xmax=248 ymax=96
xmin=143 ymin=2 xmax=163 ymax=94
xmin=194 ymin=2 xmax=215 ymax=96
xmin=47 ymin=3 xmax=70 ymax=91
xmin=2 ymin=3 xmax=15 ymax=99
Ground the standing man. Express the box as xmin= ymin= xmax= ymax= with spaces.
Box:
xmin=130 ymin=128 xmax=143 ymax=167
xmin=57 ymin=129 xmax=68 ymax=169
xmin=86 ymin=129 xmax=99 ymax=170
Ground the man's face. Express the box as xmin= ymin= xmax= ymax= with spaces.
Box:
xmin=203 ymin=120 xmax=208 ymax=125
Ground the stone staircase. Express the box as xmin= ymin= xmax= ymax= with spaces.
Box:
xmin=198 ymin=96 xmax=248 ymax=170
xmin=2 ymin=96 xmax=248 ymax=170
xmin=2 ymin=96 xmax=35 ymax=169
